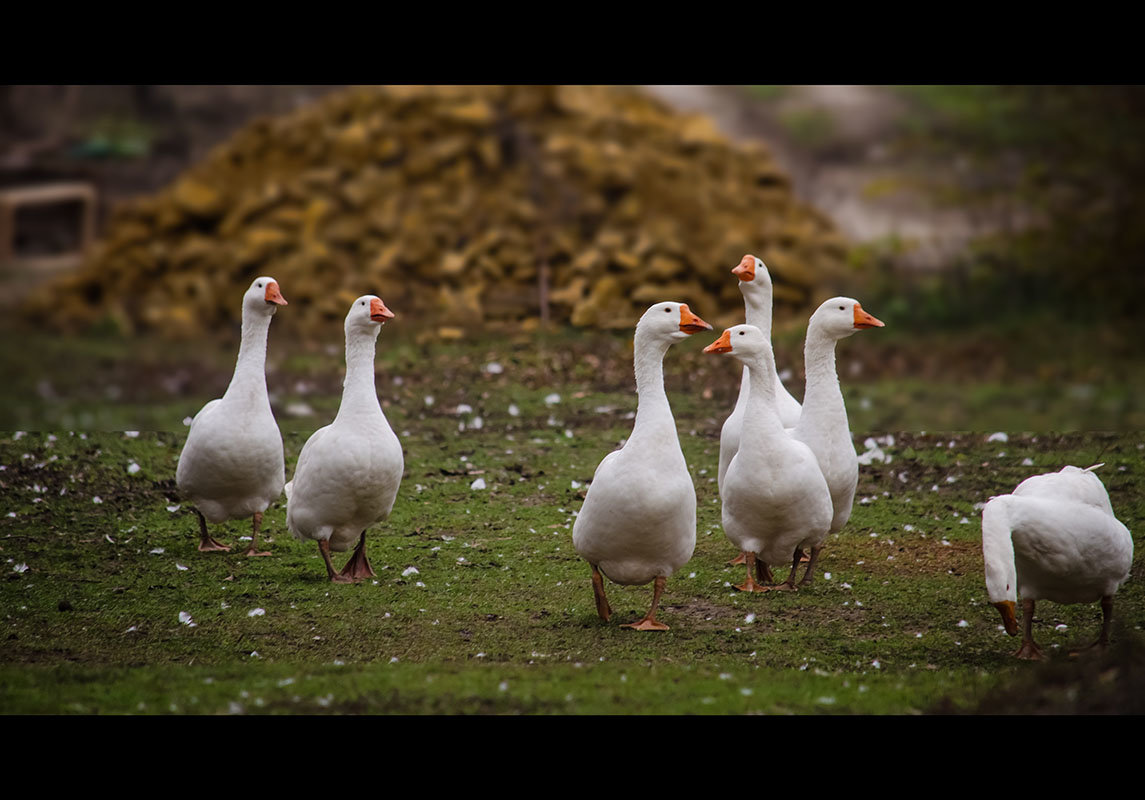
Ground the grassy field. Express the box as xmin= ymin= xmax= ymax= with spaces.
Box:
xmin=2 ymin=326 xmax=1143 ymax=714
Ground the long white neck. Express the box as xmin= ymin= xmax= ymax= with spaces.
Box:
xmin=335 ymin=328 xmax=382 ymax=422
xmin=739 ymin=351 xmax=787 ymax=444
xmin=223 ymin=310 xmax=273 ymax=406
xmin=628 ymin=328 xmax=678 ymax=446
xmin=795 ymin=326 xmax=847 ymax=437
xmin=981 ymin=497 xmax=1018 ymax=603
xmin=741 ymin=284 xmax=773 ymax=337
xmin=734 ymin=283 xmax=776 ymax=408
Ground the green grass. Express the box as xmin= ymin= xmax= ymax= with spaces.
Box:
xmin=2 ymin=344 xmax=1144 ymax=713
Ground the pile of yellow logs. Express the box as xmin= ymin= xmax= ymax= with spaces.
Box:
xmin=23 ymin=85 xmax=848 ymax=339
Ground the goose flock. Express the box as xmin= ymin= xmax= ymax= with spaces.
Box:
xmin=176 ymin=257 xmax=1135 ymax=660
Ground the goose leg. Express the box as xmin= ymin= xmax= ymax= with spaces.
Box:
xmin=242 ymin=511 xmax=272 ymax=557
xmin=621 ymin=575 xmax=670 ymax=631
xmin=1070 ymin=595 xmax=1114 ymax=656
xmin=798 ymin=545 xmax=823 ymax=586
xmin=757 ymin=550 xmax=801 ymax=593
xmin=590 ymin=564 xmax=612 ymax=621
xmin=756 ymin=557 xmax=775 ymax=585
xmin=319 ymin=539 xmax=354 ymax=584
xmin=339 ymin=531 xmax=375 ymax=580
xmin=734 ymin=552 xmax=769 ymax=592
xmin=194 ymin=508 xmax=231 ymax=552
xmin=728 ymin=551 xmax=747 ymax=566
xmin=1014 ymin=598 xmax=1043 ymax=660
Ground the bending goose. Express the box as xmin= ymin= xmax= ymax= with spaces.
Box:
xmin=572 ymin=302 xmax=712 ymax=630
xmin=176 ymin=277 xmax=288 ymax=556
xmin=705 ymin=325 xmax=832 ymax=592
xmin=286 ymin=296 xmax=403 ymax=583
xmin=787 ymin=297 xmax=884 ymax=584
xmin=982 ymin=465 xmax=1133 ymax=660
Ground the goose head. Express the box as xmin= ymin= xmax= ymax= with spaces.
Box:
xmin=731 ymin=254 xmax=774 ymax=294
xmin=345 ymin=294 xmax=395 ymax=338
xmin=636 ymin=301 xmax=712 ymax=343
xmin=703 ymin=323 xmax=772 ymax=366
xmin=808 ymin=297 xmax=884 ymax=340
xmin=244 ymin=277 xmax=288 ymax=317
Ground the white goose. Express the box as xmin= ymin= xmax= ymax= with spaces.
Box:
xmin=572 ymin=301 xmax=712 ymax=630
xmin=788 ymin=296 xmax=884 ymax=583
xmin=705 ymin=325 xmax=832 ymax=591
xmin=286 ymin=296 xmax=403 ymax=583
xmin=177 ymin=277 xmax=288 ymax=555
xmin=718 ymin=255 xmax=802 ymax=495
xmin=982 ymin=464 xmax=1133 ymax=660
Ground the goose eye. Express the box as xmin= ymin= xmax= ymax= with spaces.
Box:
xmin=257 ymin=283 xmax=263 ymax=288
xmin=838 ymin=305 xmax=844 ymax=311
xmin=739 ymin=331 xmax=745 ymax=336
xmin=664 ymin=307 xmax=671 ymax=313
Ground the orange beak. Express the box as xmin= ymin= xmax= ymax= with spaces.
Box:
xmin=993 ymin=600 xmax=1019 ymax=636
xmin=370 ymin=297 xmax=395 ymax=322
xmin=853 ymin=302 xmax=884 ymax=329
xmin=731 ymin=254 xmax=756 ymax=282
xmin=678 ymin=304 xmax=713 ymax=335
xmin=703 ymin=329 xmax=733 ymax=354
xmin=264 ymin=281 xmax=288 ymax=306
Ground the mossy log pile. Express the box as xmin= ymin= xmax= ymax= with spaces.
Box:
xmin=23 ymin=85 xmax=848 ymax=339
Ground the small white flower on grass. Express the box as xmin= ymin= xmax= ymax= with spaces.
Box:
xmin=166 ymin=504 xmax=180 ymax=513
xmin=959 ymin=517 xmax=970 ymax=524
xmin=6 ymin=512 xmax=15 ymax=518
xmin=126 ymin=625 xmax=137 ymax=633
xmin=485 ymin=362 xmax=504 ymax=374
xmin=228 ymin=702 xmax=244 ymax=714
xmin=150 ymin=547 xmax=164 ymax=555
xmin=125 ymin=430 xmax=141 ymax=439
xmin=182 ymin=416 xmax=193 ymax=427
xmin=1055 ymin=624 xmax=1068 ymax=632
xmin=402 ymin=566 xmax=419 ymax=577
xmin=127 ymin=462 xmax=141 ymax=475
xmin=415 ymin=581 xmax=426 ymax=588
xmin=508 ymin=403 xmax=520 ymax=417
xmin=248 ymin=608 xmax=266 ymax=617
xmin=816 ymin=696 xmax=836 ymax=705
xmin=544 ymin=393 xmax=561 ymax=405
xmin=740 ymin=688 xmax=753 ymax=696
xmin=957 ymin=620 xmax=969 ymax=628
xmin=719 ymin=673 xmax=732 ymax=680
xmin=390 ymin=657 xmax=399 ymax=663
xmin=1022 ymin=457 xmax=1034 ymax=466
xmin=744 ymin=613 xmax=756 ymax=624
xmin=498 ymin=681 xmax=509 ymax=692
xmin=175 ymin=563 xmax=188 ymax=571
xmin=470 ymin=477 xmax=486 ymax=490
xmin=92 ymin=496 xmax=103 ymax=504
xmin=178 ymin=611 xmax=196 ymax=627
xmin=456 ymin=403 xmax=473 ymax=415
xmin=424 ymin=395 xmax=435 ymax=407
xmin=570 ymin=480 xmax=581 ymax=489
xmin=278 ymin=677 xmax=295 ymax=687
xmin=987 ymin=432 xmax=1008 ymax=443
xmin=472 ymin=416 xmax=484 ymax=430
xmin=871 ymin=660 xmax=881 ymax=669
xmin=285 ymin=402 xmax=314 ymax=417
xmin=564 ymin=429 xmax=574 ymax=439
xmin=13 ymin=563 xmax=28 ymax=574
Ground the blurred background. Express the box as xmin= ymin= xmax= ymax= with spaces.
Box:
xmin=3 ymin=84 xmax=1144 ymax=431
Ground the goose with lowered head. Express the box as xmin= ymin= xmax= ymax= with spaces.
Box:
xmin=286 ymin=295 xmax=403 ymax=583
xmin=176 ymin=276 xmax=288 ymax=556
xmin=572 ymin=301 xmax=712 ymax=630
xmin=982 ymin=464 xmax=1133 ymax=660
xmin=705 ymin=324 xmax=832 ymax=592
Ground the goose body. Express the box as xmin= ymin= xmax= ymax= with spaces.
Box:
xmin=982 ymin=465 xmax=1133 ymax=659
xmin=572 ymin=302 xmax=711 ymax=630
xmin=706 ymin=324 xmax=833 ymax=591
xmin=286 ymin=296 xmax=403 ymax=582
xmin=176 ymin=277 xmax=288 ymax=554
